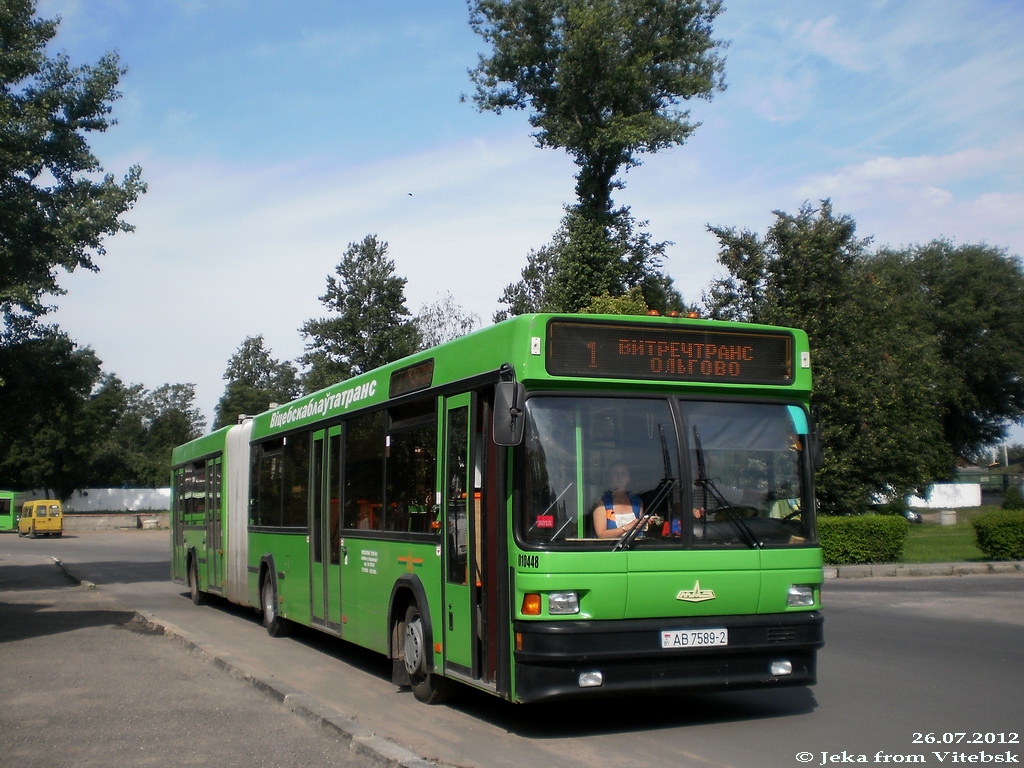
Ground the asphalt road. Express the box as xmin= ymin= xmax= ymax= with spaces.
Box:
xmin=0 ymin=536 xmax=390 ymax=768
xmin=2 ymin=529 xmax=1021 ymax=768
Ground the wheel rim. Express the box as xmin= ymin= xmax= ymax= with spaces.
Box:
xmin=404 ymin=612 xmax=425 ymax=677
xmin=262 ymin=581 xmax=275 ymax=620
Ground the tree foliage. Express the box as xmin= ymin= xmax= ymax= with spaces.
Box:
xmin=468 ymin=0 xmax=725 ymax=218
xmin=705 ymin=201 xmax=951 ymax=514
xmin=214 ymin=336 xmax=300 ymax=428
xmin=0 ymin=0 xmax=145 ymax=331
xmin=495 ymin=205 xmax=685 ymax=317
xmin=580 ymin=286 xmax=651 ymax=315
xmin=299 ymin=235 xmax=420 ymax=392
xmin=0 ymin=328 xmax=202 ymax=495
xmin=414 ymin=292 xmax=480 ymax=350
xmin=871 ymin=241 xmax=1024 ymax=458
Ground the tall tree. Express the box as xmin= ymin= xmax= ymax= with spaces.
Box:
xmin=0 ymin=0 xmax=145 ymax=333
xmin=299 ymin=235 xmax=420 ymax=393
xmin=871 ymin=241 xmax=1024 ymax=457
xmin=214 ymin=336 xmax=300 ymax=428
xmin=705 ymin=201 xmax=950 ymax=514
xmin=469 ymin=0 xmax=724 ymax=314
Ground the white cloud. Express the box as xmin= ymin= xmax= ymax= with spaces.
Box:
xmin=796 ymin=15 xmax=871 ymax=72
xmin=797 ymin=147 xmax=1008 ymax=199
xmin=50 ymin=132 xmax=576 ymax=424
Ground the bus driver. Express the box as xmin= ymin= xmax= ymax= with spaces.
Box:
xmin=593 ymin=462 xmax=646 ymax=538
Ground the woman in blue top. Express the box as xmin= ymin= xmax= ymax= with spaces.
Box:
xmin=593 ymin=462 xmax=645 ymax=539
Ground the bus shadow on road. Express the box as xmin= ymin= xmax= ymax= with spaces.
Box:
xmin=177 ymin=591 xmax=818 ymax=735
xmin=450 ymin=685 xmax=819 ymax=737
xmin=0 ymin=599 xmax=138 ymax=644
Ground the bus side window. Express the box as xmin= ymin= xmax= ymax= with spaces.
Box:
xmin=343 ymin=410 xmax=386 ymax=531
xmin=445 ymin=405 xmax=469 ymax=585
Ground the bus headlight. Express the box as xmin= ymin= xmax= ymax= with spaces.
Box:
xmin=787 ymin=584 xmax=815 ymax=607
xmin=548 ymin=591 xmax=580 ymax=615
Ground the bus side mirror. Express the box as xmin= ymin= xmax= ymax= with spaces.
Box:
xmin=493 ymin=381 xmax=525 ymax=446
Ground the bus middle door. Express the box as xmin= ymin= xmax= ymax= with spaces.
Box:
xmin=205 ymin=457 xmax=223 ymax=595
xmin=310 ymin=426 xmax=343 ymax=633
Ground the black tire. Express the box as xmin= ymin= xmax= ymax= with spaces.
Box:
xmin=402 ymin=603 xmax=454 ymax=704
xmin=28 ymin=527 xmax=36 ymax=539
xmin=187 ymin=558 xmax=205 ymax=606
xmin=261 ymin=573 xmax=290 ymax=638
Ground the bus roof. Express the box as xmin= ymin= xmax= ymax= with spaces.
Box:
xmin=243 ymin=313 xmax=811 ymax=441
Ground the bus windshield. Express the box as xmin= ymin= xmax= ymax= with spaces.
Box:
xmin=517 ymin=396 xmax=814 ymax=550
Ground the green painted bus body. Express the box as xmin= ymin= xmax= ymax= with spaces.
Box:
xmin=0 ymin=490 xmax=19 ymax=531
xmin=171 ymin=313 xmax=823 ymax=703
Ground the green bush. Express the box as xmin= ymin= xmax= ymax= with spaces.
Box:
xmin=972 ymin=510 xmax=1024 ymax=560
xmin=818 ymin=514 xmax=909 ymax=564
xmin=1002 ymin=486 xmax=1024 ymax=511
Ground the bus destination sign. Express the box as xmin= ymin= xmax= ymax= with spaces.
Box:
xmin=546 ymin=320 xmax=794 ymax=385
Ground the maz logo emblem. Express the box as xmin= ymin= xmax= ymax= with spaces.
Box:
xmin=676 ymin=580 xmax=716 ymax=602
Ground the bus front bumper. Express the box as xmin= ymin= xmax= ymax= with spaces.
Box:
xmin=512 ymin=611 xmax=823 ymax=703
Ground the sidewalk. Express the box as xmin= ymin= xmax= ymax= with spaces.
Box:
xmin=825 ymin=560 xmax=1024 ymax=579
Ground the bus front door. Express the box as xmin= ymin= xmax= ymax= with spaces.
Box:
xmin=310 ymin=427 xmax=343 ymax=633
xmin=442 ymin=394 xmax=496 ymax=689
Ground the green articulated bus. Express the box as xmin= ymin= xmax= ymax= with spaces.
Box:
xmin=171 ymin=313 xmax=824 ymax=704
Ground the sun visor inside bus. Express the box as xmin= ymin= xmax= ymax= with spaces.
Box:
xmin=787 ymin=405 xmax=809 ymax=435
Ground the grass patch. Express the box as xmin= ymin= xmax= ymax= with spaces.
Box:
xmin=899 ymin=505 xmax=997 ymax=563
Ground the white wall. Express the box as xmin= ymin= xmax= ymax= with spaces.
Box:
xmin=24 ymin=488 xmax=171 ymax=512
xmin=908 ymin=483 xmax=982 ymax=509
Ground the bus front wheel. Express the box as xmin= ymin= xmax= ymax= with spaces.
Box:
xmin=402 ymin=603 xmax=453 ymax=704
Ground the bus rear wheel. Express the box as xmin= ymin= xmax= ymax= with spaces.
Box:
xmin=402 ymin=603 xmax=453 ymax=704
xmin=260 ymin=574 xmax=290 ymax=638
xmin=187 ymin=557 xmax=205 ymax=606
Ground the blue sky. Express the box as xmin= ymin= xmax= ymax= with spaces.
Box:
xmin=40 ymin=0 xmax=1024 ymax=439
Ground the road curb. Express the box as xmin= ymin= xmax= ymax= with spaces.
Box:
xmin=133 ymin=612 xmax=446 ymax=768
xmin=825 ymin=560 xmax=1024 ymax=580
xmin=55 ymin=563 xmax=449 ymax=768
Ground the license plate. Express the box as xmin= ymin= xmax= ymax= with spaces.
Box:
xmin=661 ymin=628 xmax=728 ymax=649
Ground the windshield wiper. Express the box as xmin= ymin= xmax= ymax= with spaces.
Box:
xmin=613 ymin=425 xmax=677 ymax=552
xmin=692 ymin=427 xmax=763 ymax=549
